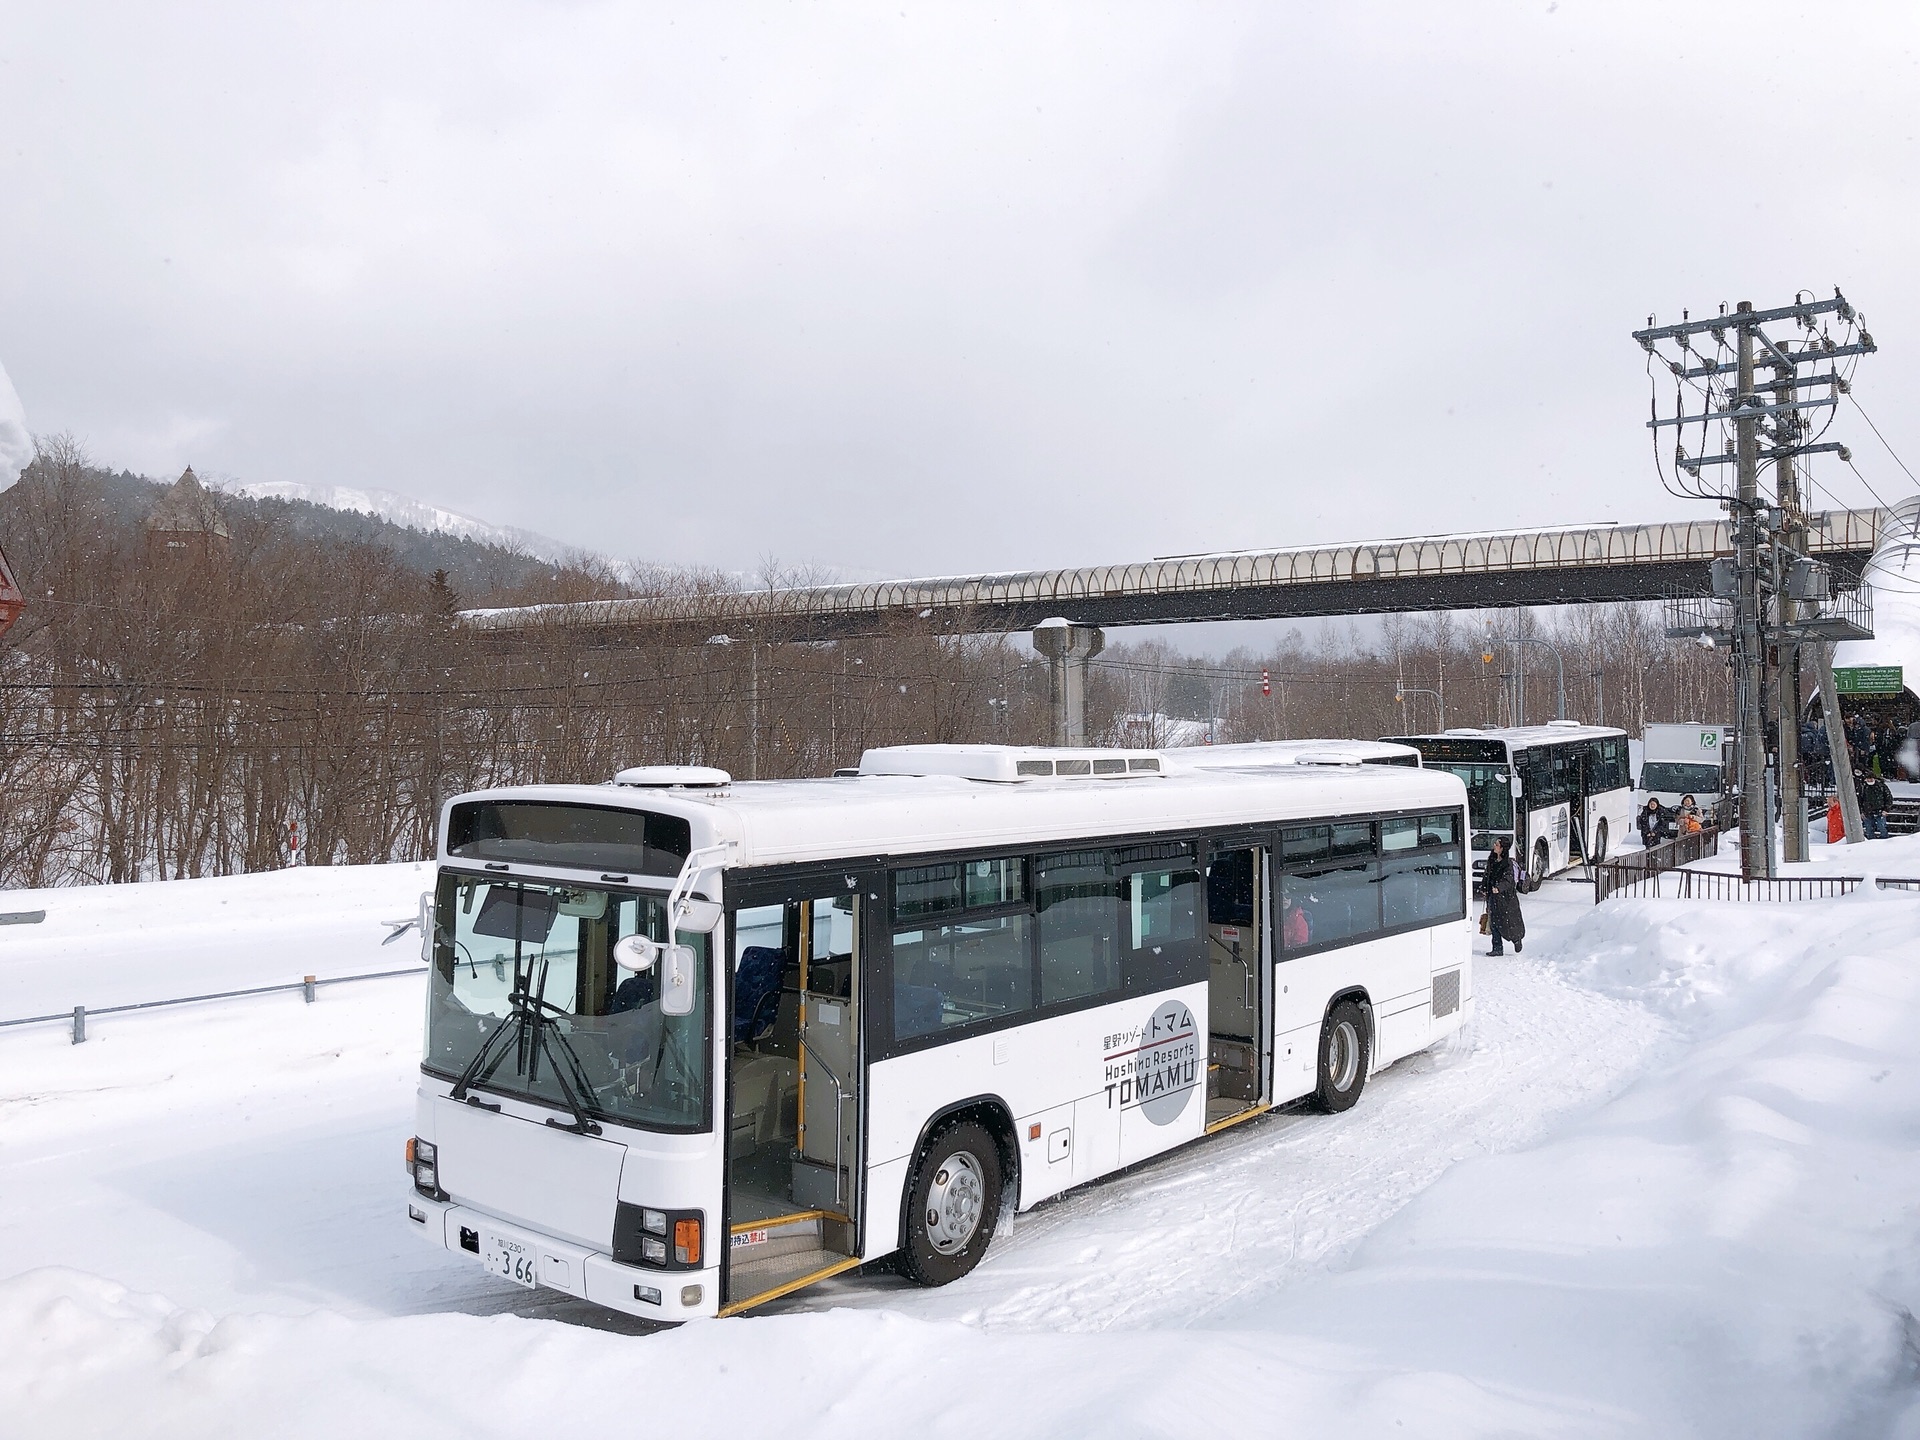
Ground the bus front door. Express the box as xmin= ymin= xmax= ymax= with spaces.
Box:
xmin=722 ymin=884 xmax=867 ymax=1313
xmin=1204 ymin=846 xmax=1268 ymax=1130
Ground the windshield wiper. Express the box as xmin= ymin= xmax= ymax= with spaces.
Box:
xmin=449 ymin=965 xmax=603 ymax=1136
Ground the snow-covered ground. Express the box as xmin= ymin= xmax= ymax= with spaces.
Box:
xmin=3 ymin=853 xmax=1919 ymax=1437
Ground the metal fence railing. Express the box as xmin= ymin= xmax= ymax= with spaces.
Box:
xmin=1592 ymin=827 xmax=1723 ymax=904
xmin=1602 ymin=870 xmax=1863 ymax=903
xmin=0 ymin=963 xmax=430 ymax=1044
xmin=1596 ymin=870 xmax=1920 ymax=904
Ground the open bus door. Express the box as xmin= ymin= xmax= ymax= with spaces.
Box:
xmin=722 ymin=873 xmax=873 ymax=1313
xmin=0 ymin=542 xmax=22 ymax=641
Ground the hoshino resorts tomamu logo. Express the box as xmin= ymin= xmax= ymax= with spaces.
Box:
xmin=1102 ymin=1002 xmax=1199 ymax=1125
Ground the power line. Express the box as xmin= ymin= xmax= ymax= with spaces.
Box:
xmin=1847 ymin=392 xmax=1919 ymax=490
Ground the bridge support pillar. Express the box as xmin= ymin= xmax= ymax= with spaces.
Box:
xmin=1032 ymin=619 xmax=1104 ymax=747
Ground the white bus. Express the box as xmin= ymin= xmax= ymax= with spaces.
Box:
xmin=405 ymin=743 xmax=1472 ymax=1321
xmin=1383 ymin=723 xmax=1634 ymax=887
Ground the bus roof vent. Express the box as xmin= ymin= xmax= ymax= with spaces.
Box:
xmin=1292 ymin=750 xmax=1367 ymax=767
xmin=1443 ymin=728 xmax=1487 ymax=737
xmin=1546 ymin=719 xmax=1584 ymax=728
xmin=858 ymin=744 xmax=1160 ymax=783
xmin=612 ymin=765 xmax=733 ymax=789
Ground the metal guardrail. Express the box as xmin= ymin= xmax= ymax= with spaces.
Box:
xmin=1664 ymin=584 xmax=1875 ymax=644
xmin=0 ymin=964 xmax=430 ymax=1044
xmin=1592 ymin=827 xmax=1723 ymax=903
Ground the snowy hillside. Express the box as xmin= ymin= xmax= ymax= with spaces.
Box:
xmin=4 ymin=845 xmax=1920 ymax=1436
xmin=213 ymin=478 xmax=595 ymax=569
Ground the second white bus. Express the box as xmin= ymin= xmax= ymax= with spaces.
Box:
xmin=1384 ymin=723 xmax=1634 ymax=887
xmin=405 ymin=742 xmax=1472 ymax=1321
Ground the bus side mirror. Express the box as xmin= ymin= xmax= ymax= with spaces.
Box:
xmin=614 ymin=934 xmax=663 ymax=973
xmin=418 ymin=892 xmax=434 ymax=964
xmin=674 ymin=896 xmax=723 ymax=933
xmin=1509 ymin=776 xmax=1524 ymax=799
xmin=660 ymin=945 xmax=697 ymax=1017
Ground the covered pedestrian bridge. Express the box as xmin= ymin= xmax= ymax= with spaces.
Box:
xmin=462 ymin=507 xmax=1890 ymax=643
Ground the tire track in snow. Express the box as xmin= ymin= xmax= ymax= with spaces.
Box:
xmin=783 ymin=910 xmax=1673 ymax=1334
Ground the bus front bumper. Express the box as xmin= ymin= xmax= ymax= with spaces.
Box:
xmin=405 ymin=1190 xmax=719 ymax=1322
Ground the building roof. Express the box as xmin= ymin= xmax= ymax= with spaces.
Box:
xmin=147 ymin=467 xmax=230 ymax=538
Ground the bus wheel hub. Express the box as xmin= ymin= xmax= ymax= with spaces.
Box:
xmin=926 ymin=1153 xmax=985 ymax=1253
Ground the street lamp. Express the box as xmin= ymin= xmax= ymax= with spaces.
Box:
xmin=1486 ymin=623 xmax=1567 ymax=723
xmin=1394 ymin=686 xmax=1444 ymax=730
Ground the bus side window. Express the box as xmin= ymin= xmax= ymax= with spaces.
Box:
xmin=1036 ymin=850 xmax=1120 ymax=1004
xmin=889 ymin=855 xmax=1036 ymax=1040
xmin=1281 ymin=821 xmax=1380 ymax=949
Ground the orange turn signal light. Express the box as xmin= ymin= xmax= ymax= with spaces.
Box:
xmin=674 ymin=1218 xmax=702 ymax=1267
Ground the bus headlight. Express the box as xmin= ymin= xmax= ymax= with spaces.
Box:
xmin=615 ymin=1204 xmax=705 ymax=1270
xmin=409 ymin=1138 xmax=439 ymax=1196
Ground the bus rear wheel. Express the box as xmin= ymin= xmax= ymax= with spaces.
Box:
xmin=1312 ymin=1000 xmax=1370 ymax=1113
xmin=898 ymin=1120 xmax=1003 ymax=1287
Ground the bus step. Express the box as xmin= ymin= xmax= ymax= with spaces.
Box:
xmin=720 ymin=1251 xmax=862 ymax=1317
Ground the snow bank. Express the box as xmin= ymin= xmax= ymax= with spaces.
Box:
xmin=0 ymin=863 xmax=433 ymax=1017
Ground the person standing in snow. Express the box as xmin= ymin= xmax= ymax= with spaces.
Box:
xmin=1484 ymin=836 xmax=1525 ymax=956
xmin=1858 ymin=767 xmax=1893 ymax=840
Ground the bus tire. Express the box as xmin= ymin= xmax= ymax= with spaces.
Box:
xmin=1312 ymin=1000 xmax=1370 ymax=1113
xmin=897 ymin=1120 xmax=1003 ymax=1287
xmin=1592 ymin=818 xmax=1609 ymax=863
xmin=1530 ymin=838 xmax=1550 ymax=890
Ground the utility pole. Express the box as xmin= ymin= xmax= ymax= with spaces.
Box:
xmin=1633 ymin=290 xmax=1879 ymax=878
xmin=1732 ymin=304 xmax=1771 ymax=877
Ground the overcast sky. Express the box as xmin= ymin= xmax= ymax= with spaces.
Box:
xmin=3 ymin=2 xmax=1917 ymax=587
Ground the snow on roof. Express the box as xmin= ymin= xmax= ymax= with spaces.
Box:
xmin=1391 ymin=723 xmax=1624 ymax=748
xmin=1834 ymin=494 xmax=1920 ymax=698
xmin=1157 ymin=739 xmax=1421 ymax=770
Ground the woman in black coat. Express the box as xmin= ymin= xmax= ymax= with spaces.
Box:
xmin=1484 ymin=836 xmax=1526 ymax=956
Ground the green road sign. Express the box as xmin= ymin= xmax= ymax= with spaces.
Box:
xmin=1834 ymin=665 xmax=1904 ymax=695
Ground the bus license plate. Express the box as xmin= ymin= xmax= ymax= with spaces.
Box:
xmin=482 ymin=1233 xmax=538 ymax=1289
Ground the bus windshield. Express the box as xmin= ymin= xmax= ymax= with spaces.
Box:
xmin=1426 ymin=764 xmax=1515 ymax=832
xmin=424 ymin=875 xmax=709 ymax=1131
xmin=1639 ymin=761 xmax=1722 ymax=795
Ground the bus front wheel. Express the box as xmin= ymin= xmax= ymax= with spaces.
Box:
xmin=1530 ymin=839 xmax=1550 ymax=890
xmin=1312 ymin=1000 xmax=1370 ymax=1113
xmin=898 ymin=1120 xmax=1004 ymax=1287
xmin=1592 ymin=819 xmax=1609 ymax=863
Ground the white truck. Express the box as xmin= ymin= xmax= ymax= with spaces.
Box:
xmin=1634 ymin=723 xmax=1730 ymax=817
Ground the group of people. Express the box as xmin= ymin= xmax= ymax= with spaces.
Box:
xmin=1636 ymin=793 xmax=1708 ymax=847
xmin=1843 ymin=714 xmax=1917 ymax=783
xmin=1836 ymin=767 xmax=1895 ymax=840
